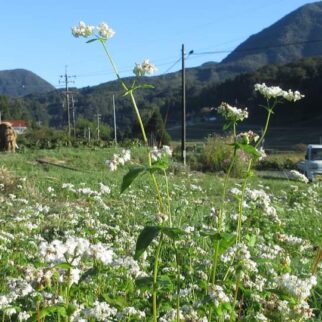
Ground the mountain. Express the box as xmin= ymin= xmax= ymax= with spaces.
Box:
xmin=222 ymin=1 xmax=322 ymax=69
xmin=3 ymin=1 xmax=322 ymax=137
xmin=0 ymin=69 xmax=55 ymax=97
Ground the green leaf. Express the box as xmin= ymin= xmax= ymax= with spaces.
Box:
xmin=102 ymin=294 xmax=127 ymax=309
xmin=223 ymin=122 xmax=232 ymax=131
xmin=237 ymin=143 xmax=261 ymax=157
xmin=134 ymin=226 xmax=160 ymax=259
xmin=150 ymin=158 xmax=169 ymax=171
xmin=39 ymin=305 xmax=67 ymax=318
xmin=86 ymin=38 xmax=98 ymax=43
xmin=246 ymin=234 xmax=257 ymax=247
xmin=135 ymin=276 xmax=153 ymax=291
xmin=157 ymin=275 xmax=174 ymax=291
xmin=54 ymin=262 xmax=73 ymax=270
xmin=79 ymin=267 xmax=99 ymax=283
xmin=161 ymin=227 xmax=185 ymax=240
xmin=121 ymin=166 xmax=146 ymax=193
xmin=217 ymin=233 xmax=236 ymax=257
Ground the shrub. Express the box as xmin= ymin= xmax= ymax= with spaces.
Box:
xmin=195 ymin=135 xmax=248 ymax=177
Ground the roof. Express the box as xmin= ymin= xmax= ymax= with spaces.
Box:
xmin=2 ymin=120 xmax=28 ymax=127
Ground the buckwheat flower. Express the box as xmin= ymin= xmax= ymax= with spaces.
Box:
xmin=122 ymin=149 xmax=131 ymax=162
xmin=208 ymin=285 xmax=230 ymax=307
xmin=276 ymin=273 xmax=317 ymax=301
xmin=162 ymin=145 xmax=173 ymax=157
xmin=257 ymin=146 xmax=267 ymax=160
xmin=105 ymin=159 xmax=118 ymax=171
xmin=99 ymin=182 xmax=111 ymax=194
xmin=65 ymin=236 xmax=91 ymax=258
xmin=283 ymin=89 xmax=305 ymax=102
xmin=236 ymin=130 xmax=259 ymax=145
xmin=97 ymin=22 xmax=115 ymax=39
xmin=151 ymin=146 xmax=162 ymax=161
xmin=255 ymin=312 xmax=269 ymax=321
xmin=18 ymin=311 xmax=31 ymax=321
xmin=133 ymin=59 xmax=158 ymax=76
xmin=90 ymin=242 xmax=114 ymax=265
xmin=84 ymin=301 xmax=117 ymax=321
xmin=69 ymin=268 xmax=81 ymax=285
xmin=289 ymin=170 xmax=309 ymax=183
xmin=255 ymin=83 xmax=285 ymax=99
xmin=39 ymin=239 xmax=66 ymax=263
xmin=117 ymin=307 xmax=146 ymax=320
xmin=217 ymin=102 xmax=248 ymax=122
xmin=72 ymin=21 xmax=95 ymax=38
xmin=5 ymin=307 xmax=16 ymax=317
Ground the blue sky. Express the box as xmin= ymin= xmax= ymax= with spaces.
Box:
xmin=0 ymin=0 xmax=319 ymax=88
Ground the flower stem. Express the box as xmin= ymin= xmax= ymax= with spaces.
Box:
xmin=153 ymin=234 xmax=164 ymax=322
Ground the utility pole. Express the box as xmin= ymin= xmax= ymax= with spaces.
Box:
xmin=181 ymin=45 xmax=193 ymax=166
xmin=95 ymin=113 xmax=101 ymax=140
xmin=112 ymin=94 xmax=117 ymax=144
xmin=88 ymin=127 xmax=91 ymax=142
xmin=181 ymin=44 xmax=186 ymax=165
xmin=71 ymin=94 xmax=77 ymax=137
xmin=59 ymin=66 xmax=76 ymax=137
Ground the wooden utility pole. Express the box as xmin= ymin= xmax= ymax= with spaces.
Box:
xmin=71 ymin=94 xmax=77 ymax=137
xmin=95 ymin=113 xmax=101 ymax=140
xmin=113 ymin=94 xmax=117 ymax=144
xmin=60 ymin=66 xmax=75 ymax=137
xmin=181 ymin=44 xmax=186 ymax=165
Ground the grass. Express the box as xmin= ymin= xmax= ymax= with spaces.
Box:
xmin=0 ymin=146 xmax=321 ymax=321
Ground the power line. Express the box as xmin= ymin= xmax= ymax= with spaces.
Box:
xmin=193 ymin=39 xmax=322 ymax=57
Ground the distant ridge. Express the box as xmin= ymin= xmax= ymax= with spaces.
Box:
xmin=0 ymin=69 xmax=55 ymax=97
xmin=221 ymin=1 xmax=322 ymax=69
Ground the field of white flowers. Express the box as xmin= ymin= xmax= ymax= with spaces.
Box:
xmin=0 ymin=145 xmax=321 ymax=321
xmin=0 ymin=20 xmax=320 ymax=322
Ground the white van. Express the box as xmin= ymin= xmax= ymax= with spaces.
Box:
xmin=298 ymin=144 xmax=322 ymax=181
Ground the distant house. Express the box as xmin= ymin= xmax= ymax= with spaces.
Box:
xmin=2 ymin=120 xmax=28 ymax=134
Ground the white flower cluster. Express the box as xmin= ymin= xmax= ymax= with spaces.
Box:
xmin=208 ymin=285 xmax=230 ymax=307
xmin=217 ymin=102 xmax=249 ymax=122
xmin=113 ymin=256 xmax=146 ymax=278
xmin=289 ymin=170 xmax=309 ymax=183
xmin=71 ymin=21 xmax=115 ymax=40
xmin=133 ymin=59 xmax=158 ymax=77
xmin=0 ymin=278 xmax=34 ymax=312
xmin=39 ymin=236 xmax=114 ymax=265
xmin=151 ymin=145 xmax=172 ymax=161
xmin=97 ymin=22 xmax=115 ymax=39
xmin=276 ymin=233 xmax=311 ymax=251
xmin=246 ymin=188 xmax=280 ymax=223
xmin=83 ymin=300 xmax=117 ymax=321
xmin=116 ymin=307 xmax=146 ymax=320
xmin=221 ymin=243 xmax=258 ymax=273
xmin=236 ymin=130 xmax=259 ymax=145
xmin=105 ymin=149 xmax=131 ymax=171
xmin=276 ymin=273 xmax=317 ymax=301
xmin=254 ymin=83 xmax=305 ymax=102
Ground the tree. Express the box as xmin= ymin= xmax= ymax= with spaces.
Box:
xmin=145 ymin=109 xmax=171 ymax=146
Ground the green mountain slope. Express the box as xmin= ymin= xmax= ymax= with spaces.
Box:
xmin=0 ymin=69 xmax=55 ymax=97
xmin=222 ymin=1 xmax=322 ymax=68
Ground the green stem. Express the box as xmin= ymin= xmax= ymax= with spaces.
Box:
xmin=175 ymin=247 xmax=181 ymax=322
xmin=209 ymin=146 xmax=238 ymax=285
xmin=153 ymin=234 xmax=164 ymax=322
xmin=236 ymin=107 xmax=273 ymax=243
xmin=163 ymin=169 xmax=172 ymax=226
xmin=99 ymin=40 xmax=128 ymax=92
xmin=229 ymin=275 xmax=240 ymax=322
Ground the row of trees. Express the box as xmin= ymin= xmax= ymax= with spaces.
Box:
xmin=1 ymin=56 xmax=322 ymax=146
